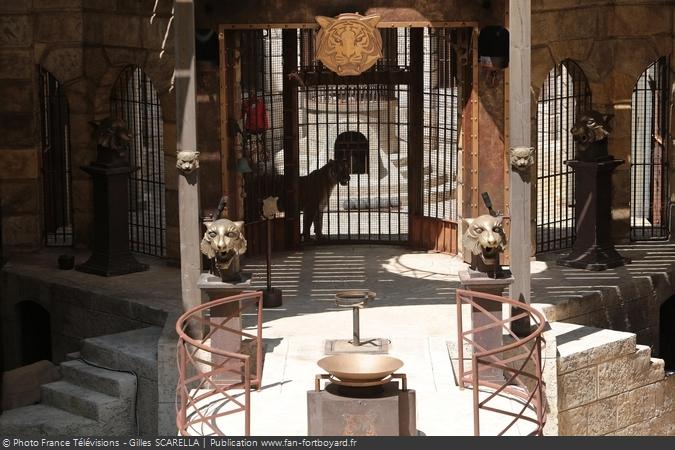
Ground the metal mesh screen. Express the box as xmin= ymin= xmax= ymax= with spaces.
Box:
xmin=422 ymin=28 xmax=466 ymax=220
xmin=110 ymin=66 xmax=167 ymax=256
xmin=296 ymin=28 xmax=410 ymax=242
xmin=631 ymin=56 xmax=670 ymax=240
xmin=240 ymin=29 xmax=285 ymax=224
xmin=536 ymin=60 xmax=591 ymax=253
xmin=39 ymin=67 xmax=73 ymax=246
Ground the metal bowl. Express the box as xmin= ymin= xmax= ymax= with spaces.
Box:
xmin=317 ymin=354 xmax=404 ymax=383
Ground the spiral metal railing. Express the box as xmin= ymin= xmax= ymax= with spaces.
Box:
xmin=176 ymin=291 xmax=263 ymax=436
xmin=456 ymin=289 xmax=547 ymax=436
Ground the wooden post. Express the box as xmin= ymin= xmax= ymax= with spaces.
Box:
xmin=174 ymin=0 xmax=201 ymax=313
xmin=508 ymin=1 xmax=532 ymax=334
xmin=408 ymin=28 xmax=424 ymax=225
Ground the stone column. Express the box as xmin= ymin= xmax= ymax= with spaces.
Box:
xmin=508 ymin=0 xmax=533 ymax=335
xmin=174 ymin=0 xmax=201 ymax=313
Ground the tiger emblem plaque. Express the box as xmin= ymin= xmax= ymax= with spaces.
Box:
xmin=315 ymin=13 xmax=383 ymax=76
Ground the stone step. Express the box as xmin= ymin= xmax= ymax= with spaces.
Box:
xmin=80 ymin=327 xmax=161 ymax=380
xmin=40 ymin=380 xmax=127 ymax=422
xmin=60 ymin=359 xmax=137 ymax=399
xmin=65 ymin=351 xmax=81 ymax=361
xmin=0 ymin=404 xmax=100 ymax=436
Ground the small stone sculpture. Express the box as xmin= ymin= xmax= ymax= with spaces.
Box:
xmin=90 ymin=117 xmax=131 ymax=166
xmin=262 ymin=196 xmax=280 ymax=220
xmin=200 ymin=219 xmax=247 ymax=282
xmin=176 ymin=150 xmax=200 ymax=174
xmin=462 ymin=214 xmax=507 ymax=276
xmin=570 ymin=110 xmax=613 ymax=162
xmin=509 ymin=146 xmax=535 ymax=171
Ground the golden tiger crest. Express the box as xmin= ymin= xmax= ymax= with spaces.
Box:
xmin=315 ymin=13 xmax=382 ymax=76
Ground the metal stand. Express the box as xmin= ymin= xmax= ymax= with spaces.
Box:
xmin=262 ymin=217 xmax=282 ymax=308
xmin=324 ymin=290 xmax=389 ymax=354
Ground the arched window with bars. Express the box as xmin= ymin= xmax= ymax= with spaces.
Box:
xmin=110 ymin=66 xmax=167 ymax=256
xmin=631 ymin=56 xmax=671 ymax=241
xmin=39 ymin=67 xmax=73 ymax=246
xmin=536 ymin=60 xmax=591 ymax=253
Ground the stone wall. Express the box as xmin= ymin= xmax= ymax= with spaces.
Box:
xmin=0 ymin=0 xmax=178 ymax=259
xmin=531 ymin=0 xmax=675 ymax=244
xmin=550 ymin=322 xmax=675 ymax=435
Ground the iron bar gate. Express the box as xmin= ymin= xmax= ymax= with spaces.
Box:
xmin=631 ymin=56 xmax=671 ymax=240
xmin=39 ymin=67 xmax=73 ymax=246
xmin=536 ymin=60 xmax=591 ymax=253
xmin=110 ymin=66 xmax=167 ymax=256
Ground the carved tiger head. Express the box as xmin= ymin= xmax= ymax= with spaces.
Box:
xmin=315 ymin=13 xmax=382 ymax=76
xmin=200 ymin=219 xmax=247 ymax=269
xmin=570 ymin=110 xmax=612 ymax=150
xmin=91 ymin=117 xmax=131 ymax=152
xmin=510 ymin=146 xmax=535 ymax=171
xmin=462 ymin=214 xmax=507 ymax=261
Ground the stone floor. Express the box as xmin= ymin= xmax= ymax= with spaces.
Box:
xmin=7 ymin=241 xmax=675 ymax=435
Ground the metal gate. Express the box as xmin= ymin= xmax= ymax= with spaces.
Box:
xmin=110 ymin=66 xmax=167 ymax=256
xmin=631 ymin=56 xmax=670 ymax=240
xmin=39 ymin=67 xmax=73 ymax=246
xmin=536 ymin=60 xmax=591 ymax=253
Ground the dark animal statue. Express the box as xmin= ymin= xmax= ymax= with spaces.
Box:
xmin=90 ymin=117 xmax=132 ymax=166
xmin=300 ymin=159 xmax=351 ymax=239
xmin=570 ymin=110 xmax=613 ymax=162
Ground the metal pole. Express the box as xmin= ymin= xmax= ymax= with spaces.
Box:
xmin=508 ymin=0 xmax=533 ymax=335
xmin=174 ymin=1 xmax=202 ymax=314
xmin=266 ymin=218 xmax=272 ymax=291
xmin=352 ymin=307 xmax=361 ymax=346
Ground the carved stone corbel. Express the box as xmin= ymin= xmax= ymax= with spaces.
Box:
xmin=176 ymin=150 xmax=200 ymax=174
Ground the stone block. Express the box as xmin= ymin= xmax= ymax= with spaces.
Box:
xmin=0 ymin=1 xmax=30 ymax=12
xmin=69 ymin=113 xmax=95 ymax=147
xmin=104 ymin=46 xmax=147 ymax=67
xmin=0 ymin=80 xmax=33 ymax=112
xmin=648 ymin=409 xmax=675 ymax=436
xmin=612 ymin=419 xmax=651 ymax=436
xmin=555 ymin=322 xmax=636 ymax=374
xmin=83 ymin=46 xmax=110 ymax=85
xmin=617 ymin=383 xmax=657 ymax=429
xmin=598 ymin=355 xmax=633 ymax=398
xmin=34 ymin=0 xmax=82 ymax=9
xmin=0 ymin=114 xmax=36 ymax=148
xmin=2 ymin=214 xmax=40 ymax=247
xmin=36 ymin=13 xmax=83 ymax=43
xmin=103 ymin=15 xmax=142 ymax=47
xmin=558 ymin=404 xmax=588 ymax=435
xmin=64 ymin=79 xmax=95 ymax=115
xmin=41 ymin=47 xmax=83 ymax=83
xmin=83 ymin=12 xmax=104 ymax=44
xmin=0 ymin=49 xmax=33 ymax=79
xmin=0 ymin=148 xmax=39 ymax=180
xmin=0 ymin=180 xmax=39 ymax=213
xmin=548 ymin=39 xmax=594 ymax=64
xmin=532 ymin=9 xmax=598 ymax=44
xmin=142 ymin=16 xmax=173 ymax=51
xmin=83 ymin=0 xmax=117 ymax=10
xmin=559 ymin=366 xmax=597 ymax=410
xmin=588 ymin=396 xmax=618 ymax=435
xmin=0 ymin=15 xmax=32 ymax=47
xmin=610 ymin=5 xmax=671 ymax=37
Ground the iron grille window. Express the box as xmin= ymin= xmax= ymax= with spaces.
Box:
xmin=536 ymin=60 xmax=591 ymax=253
xmin=422 ymin=28 xmax=466 ymax=220
xmin=631 ymin=56 xmax=671 ymax=240
xmin=334 ymin=131 xmax=369 ymax=174
xmin=39 ymin=67 xmax=73 ymax=246
xmin=110 ymin=66 xmax=167 ymax=256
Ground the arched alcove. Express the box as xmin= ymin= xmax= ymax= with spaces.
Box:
xmin=334 ymin=131 xmax=369 ymax=175
xmin=16 ymin=301 xmax=52 ymax=365
xmin=536 ymin=60 xmax=591 ymax=253
xmin=110 ymin=66 xmax=167 ymax=257
xmin=630 ymin=56 xmax=671 ymax=241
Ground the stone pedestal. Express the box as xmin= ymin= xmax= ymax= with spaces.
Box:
xmin=197 ymin=272 xmax=252 ymax=383
xmin=557 ymin=159 xmax=630 ymax=270
xmin=77 ymin=164 xmax=147 ymax=276
xmin=307 ymin=382 xmax=416 ymax=436
xmin=459 ymin=270 xmax=514 ymax=382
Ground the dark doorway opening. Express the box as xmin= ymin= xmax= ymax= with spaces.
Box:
xmin=334 ymin=131 xmax=369 ymax=175
xmin=16 ymin=301 xmax=52 ymax=365
xmin=660 ymin=295 xmax=675 ymax=373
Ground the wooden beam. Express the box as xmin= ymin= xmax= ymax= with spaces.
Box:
xmin=174 ymin=0 xmax=202 ymax=313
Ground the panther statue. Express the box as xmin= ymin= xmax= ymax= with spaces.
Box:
xmin=90 ymin=117 xmax=131 ymax=166
xmin=315 ymin=13 xmax=383 ymax=76
xmin=200 ymin=218 xmax=247 ymax=282
xmin=462 ymin=214 xmax=507 ymax=276
xmin=570 ymin=110 xmax=613 ymax=162
xmin=176 ymin=150 xmax=200 ymax=174
xmin=510 ymin=146 xmax=535 ymax=172
xmin=300 ymin=159 xmax=350 ymax=240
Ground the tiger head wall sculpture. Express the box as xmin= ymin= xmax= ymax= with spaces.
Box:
xmin=570 ymin=110 xmax=613 ymax=162
xmin=90 ymin=117 xmax=131 ymax=166
xmin=315 ymin=13 xmax=383 ymax=76
xmin=462 ymin=214 xmax=508 ymax=277
xmin=200 ymin=218 xmax=247 ymax=282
